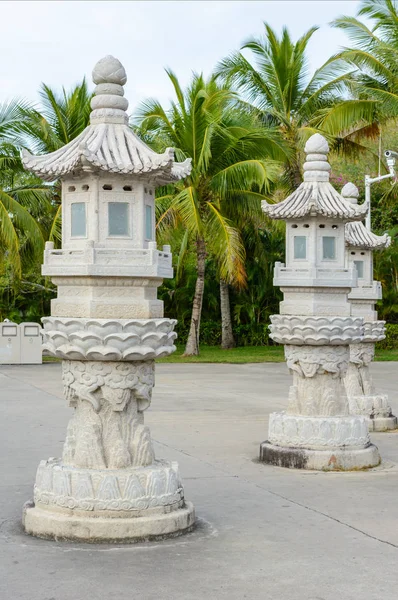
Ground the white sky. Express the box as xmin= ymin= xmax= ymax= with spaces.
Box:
xmin=1 ymin=1 xmax=362 ymax=113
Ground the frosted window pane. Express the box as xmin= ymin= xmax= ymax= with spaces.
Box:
xmin=354 ymin=260 xmax=364 ymax=278
xmin=294 ymin=236 xmax=306 ymax=259
xmin=71 ymin=202 xmax=86 ymax=237
xmin=108 ymin=203 xmax=129 ymax=236
xmin=145 ymin=205 xmax=153 ymax=240
xmin=322 ymin=236 xmax=336 ymax=259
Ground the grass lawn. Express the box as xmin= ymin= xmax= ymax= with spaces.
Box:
xmin=157 ymin=345 xmax=398 ymax=363
xmin=43 ymin=346 xmax=398 ymax=364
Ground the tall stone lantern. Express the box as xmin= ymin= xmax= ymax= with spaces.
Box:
xmin=21 ymin=56 xmax=195 ymax=542
xmin=342 ymin=183 xmax=396 ymax=431
xmin=260 ymin=134 xmax=380 ymax=470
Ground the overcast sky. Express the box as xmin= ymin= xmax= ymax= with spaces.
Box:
xmin=2 ymin=1 xmax=362 ymax=113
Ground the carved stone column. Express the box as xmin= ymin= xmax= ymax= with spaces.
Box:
xmin=260 ymin=316 xmax=380 ymax=470
xmin=345 ymin=324 xmax=397 ymax=431
xmin=23 ymin=318 xmax=194 ymax=542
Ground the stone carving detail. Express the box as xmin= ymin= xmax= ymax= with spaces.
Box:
xmin=62 ymin=360 xmax=155 ymax=469
xmin=270 ymin=315 xmax=363 ymax=345
xmin=285 ymin=345 xmax=349 ymax=378
xmin=42 ymin=317 xmax=177 ymax=361
xmin=345 ymin=342 xmax=393 ymax=422
xmin=362 ymin=321 xmax=386 ymax=343
xmin=34 ymin=458 xmax=184 ymax=513
xmin=268 ymin=412 xmax=370 ymax=448
xmin=285 ymin=345 xmax=350 ymax=417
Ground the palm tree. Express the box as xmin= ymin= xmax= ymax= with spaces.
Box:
xmin=215 ymin=22 xmax=379 ymax=190
xmin=136 ymin=72 xmax=287 ymax=355
xmin=331 ymin=0 xmax=398 ymax=119
xmin=0 ymin=100 xmax=51 ymax=279
xmin=0 ymin=80 xmax=92 ymax=323
xmin=16 ymin=80 xmax=93 ymax=243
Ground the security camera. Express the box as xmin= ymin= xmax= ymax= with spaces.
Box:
xmin=384 ymin=150 xmax=398 ymax=158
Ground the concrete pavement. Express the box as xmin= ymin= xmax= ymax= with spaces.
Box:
xmin=1 ymin=362 xmax=398 ymax=600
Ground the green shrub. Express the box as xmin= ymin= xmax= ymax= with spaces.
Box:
xmin=377 ymin=323 xmax=398 ymax=350
xmin=174 ymin=320 xmax=274 ymax=347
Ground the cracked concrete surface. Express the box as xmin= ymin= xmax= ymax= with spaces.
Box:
xmin=1 ymin=362 xmax=398 ymax=599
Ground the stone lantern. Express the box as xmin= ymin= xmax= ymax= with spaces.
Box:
xmin=21 ymin=56 xmax=195 ymax=542
xmin=342 ymin=183 xmax=396 ymax=431
xmin=260 ymin=134 xmax=380 ymax=470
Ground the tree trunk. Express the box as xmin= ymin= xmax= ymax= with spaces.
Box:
xmin=220 ymin=280 xmax=235 ymax=349
xmin=184 ymin=236 xmax=206 ymax=356
xmin=286 ymin=157 xmax=302 ymax=190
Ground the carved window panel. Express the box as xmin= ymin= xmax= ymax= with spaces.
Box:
xmin=354 ymin=260 xmax=364 ymax=278
xmin=145 ymin=204 xmax=153 ymax=240
xmin=322 ymin=236 xmax=336 ymax=260
xmin=71 ymin=202 xmax=87 ymax=237
xmin=294 ymin=235 xmax=307 ymax=259
xmin=108 ymin=202 xmax=130 ymax=236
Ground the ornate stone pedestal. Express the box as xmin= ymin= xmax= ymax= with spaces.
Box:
xmin=260 ymin=317 xmax=380 ymax=470
xmin=345 ymin=324 xmax=397 ymax=431
xmin=23 ymin=318 xmax=195 ymax=542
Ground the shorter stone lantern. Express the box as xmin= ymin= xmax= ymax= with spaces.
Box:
xmin=260 ymin=134 xmax=380 ymax=470
xmin=342 ymin=182 xmax=396 ymax=431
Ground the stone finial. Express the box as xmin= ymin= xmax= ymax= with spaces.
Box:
xmin=90 ymin=56 xmax=129 ymax=125
xmin=92 ymin=55 xmax=127 ymax=85
xmin=303 ymin=133 xmax=331 ymax=183
xmin=304 ymin=133 xmax=329 ymax=155
xmin=341 ymin=182 xmax=359 ymax=205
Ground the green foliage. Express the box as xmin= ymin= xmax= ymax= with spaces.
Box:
xmin=376 ymin=323 xmax=398 ymax=349
xmin=174 ymin=320 xmax=273 ymax=347
xmin=0 ymin=81 xmax=92 ymax=297
xmin=216 ymin=21 xmax=379 ymax=190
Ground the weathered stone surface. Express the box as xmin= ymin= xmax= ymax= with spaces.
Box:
xmin=23 ymin=500 xmax=195 ymax=543
xmin=259 ymin=441 xmax=380 ymax=471
xmin=33 ymin=458 xmax=184 ymax=514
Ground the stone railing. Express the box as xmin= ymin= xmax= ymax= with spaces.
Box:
xmin=274 ymin=261 xmax=357 ymax=288
xmin=348 ymin=280 xmax=382 ymax=301
xmin=42 ymin=241 xmax=173 ymax=278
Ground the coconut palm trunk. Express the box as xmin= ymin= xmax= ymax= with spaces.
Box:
xmin=220 ymin=279 xmax=235 ymax=349
xmin=184 ymin=236 xmax=206 ymax=356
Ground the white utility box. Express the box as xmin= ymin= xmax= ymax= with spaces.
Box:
xmin=20 ymin=322 xmax=42 ymax=364
xmin=0 ymin=321 xmax=43 ymax=364
xmin=0 ymin=322 xmax=21 ymax=364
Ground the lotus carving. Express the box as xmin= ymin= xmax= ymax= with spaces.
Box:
xmin=42 ymin=317 xmax=177 ymax=361
xmin=269 ymin=315 xmax=364 ymax=345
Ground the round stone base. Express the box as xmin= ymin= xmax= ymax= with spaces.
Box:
xmin=23 ymin=500 xmax=195 ymax=543
xmin=369 ymin=415 xmax=398 ymax=432
xmin=259 ymin=441 xmax=380 ymax=471
xmin=349 ymin=394 xmax=397 ymax=432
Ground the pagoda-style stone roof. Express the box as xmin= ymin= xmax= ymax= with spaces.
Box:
xmin=22 ymin=56 xmax=192 ymax=184
xmin=341 ymin=183 xmax=391 ymax=250
xmin=262 ymin=134 xmax=368 ymax=221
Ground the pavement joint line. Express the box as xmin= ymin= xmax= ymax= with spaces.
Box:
xmin=258 ymin=485 xmax=398 ymax=550
xmin=154 ymin=439 xmax=398 ymax=550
